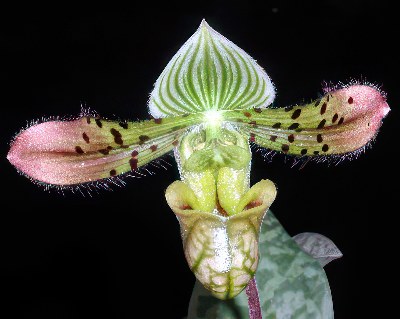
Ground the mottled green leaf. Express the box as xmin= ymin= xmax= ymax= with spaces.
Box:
xmin=293 ymin=232 xmax=343 ymax=267
xmin=187 ymin=211 xmax=334 ymax=319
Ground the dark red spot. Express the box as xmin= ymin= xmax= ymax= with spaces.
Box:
xmin=322 ymin=144 xmax=329 ymax=152
xmin=338 ymin=117 xmax=344 ymax=125
xmin=129 ymin=158 xmax=138 ymax=170
xmin=243 ymin=111 xmax=251 ymax=118
xmin=291 ymin=109 xmax=302 ymax=119
xmin=348 ymin=97 xmax=353 ymax=104
xmin=320 ymin=103 xmax=327 ymax=115
xmin=288 ymin=123 xmax=300 ymax=130
xmin=95 ymin=119 xmax=102 ymax=128
xmin=270 ymin=135 xmax=277 ymax=142
xmin=288 ymin=134 xmax=295 ymax=143
xmin=75 ymin=146 xmax=84 ymax=154
xmin=131 ymin=150 xmax=139 ymax=157
xmin=110 ymin=128 xmax=123 ymax=145
xmin=272 ymin=123 xmax=281 ymax=129
xmin=154 ymin=118 xmax=162 ymax=124
xmin=332 ymin=113 xmax=338 ymax=123
xmin=110 ymin=128 xmax=120 ymax=136
xmin=281 ymin=144 xmax=289 ymax=153
xmin=86 ymin=117 xmax=91 ymax=124
xmin=82 ymin=132 xmax=90 ymax=143
xmin=301 ymin=149 xmax=307 ymax=155
xmin=98 ymin=149 xmax=109 ymax=155
xmin=317 ymin=134 xmax=323 ymax=143
xmin=327 ymin=95 xmax=330 ymax=102
xmin=250 ymin=133 xmax=256 ymax=142
xmin=317 ymin=119 xmax=326 ymax=129
xmin=249 ymin=120 xmax=257 ymax=126
xmin=172 ymin=140 xmax=179 ymax=146
xmin=285 ymin=106 xmax=293 ymax=112
xmin=139 ymin=135 xmax=150 ymax=145
xmin=119 ymin=122 xmax=128 ymax=129
xmin=107 ymin=146 xmax=113 ymax=150
xmin=314 ymin=99 xmax=321 ymax=107
xmin=314 ymin=151 xmax=319 ymax=155
xmin=254 ymin=108 xmax=262 ymax=113
xmin=244 ymin=200 xmax=263 ymax=210
xmin=110 ymin=169 xmax=117 ymax=176
xmin=150 ymin=145 xmax=158 ymax=152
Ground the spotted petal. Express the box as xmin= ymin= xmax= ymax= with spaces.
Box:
xmin=148 ymin=20 xmax=275 ymax=117
xmin=7 ymin=114 xmax=202 ymax=186
xmin=224 ymin=84 xmax=390 ymax=156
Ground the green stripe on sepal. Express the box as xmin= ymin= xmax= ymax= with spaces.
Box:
xmin=149 ymin=20 xmax=275 ymax=117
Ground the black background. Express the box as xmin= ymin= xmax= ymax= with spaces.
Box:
xmin=1 ymin=1 xmax=397 ymax=318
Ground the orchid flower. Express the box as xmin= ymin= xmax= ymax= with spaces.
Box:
xmin=7 ymin=20 xmax=389 ymax=305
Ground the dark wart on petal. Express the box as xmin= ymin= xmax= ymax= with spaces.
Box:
xmin=95 ymin=119 xmax=103 ymax=128
xmin=129 ymin=158 xmax=138 ymax=170
xmin=320 ymin=103 xmax=327 ymax=115
xmin=110 ymin=128 xmax=123 ymax=145
xmin=131 ymin=150 xmax=139 ymax=157
xmin=317 ymin=119 xmax=326 ymax=129
xmin=291 ymin=109 xmax=301 ymax=119
xmin=75 ymin=146 xmax=84 ymax=154
xmin=288 ymin=123 xmax=300 ymax=130
xmin=139 ymin=135 xmax=150 ymax=144
xmin=82 ymin=132 xmax=90 ymax=143
xmin=98 ymin=149 xmax=109 ymax=155
xmin=110 ymin=169 xmax=117 ymax=176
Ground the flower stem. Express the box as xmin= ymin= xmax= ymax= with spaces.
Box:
xmin=245 ymin=277 xmax=262 ymax=319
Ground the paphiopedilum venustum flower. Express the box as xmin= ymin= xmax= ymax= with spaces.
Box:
xmin=7 ymin=20 xmax=389 ymax=299
xmin=166 ymin=126 xmax=277 ymax=299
